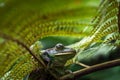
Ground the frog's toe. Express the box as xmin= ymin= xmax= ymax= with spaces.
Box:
xmin=65 ymin=70 xmax=72 ymax=73
xmin=65 ymin=70 xmax=74 ymax=78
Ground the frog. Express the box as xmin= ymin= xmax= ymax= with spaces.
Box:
xmin=40 ymin=43 xmax=76 ymax=78
xmin=30 ymin=42 xmax=89 ymax=79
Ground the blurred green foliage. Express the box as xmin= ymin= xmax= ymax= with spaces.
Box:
xmin=0 ymin=0 xmax=120 ymax=80
xmin=40 ymin=36 xmax=80 ymax=49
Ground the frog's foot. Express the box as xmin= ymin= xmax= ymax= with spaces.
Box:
xmin=75 ymin=61 xmax=90 ymax=68
xmin=65 ymin=69 xmax=72 ymax=74
xmin=65 ymin=70 xmax=74 ymax=78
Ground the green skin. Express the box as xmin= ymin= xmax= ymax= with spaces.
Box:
xmin=41 ymin=43 xmax=76 ymax=77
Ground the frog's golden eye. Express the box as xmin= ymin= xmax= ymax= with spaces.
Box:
xmin=55 ymin=43 xmax=64 ymax=50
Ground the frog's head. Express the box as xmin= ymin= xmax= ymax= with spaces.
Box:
xmin=40 ymin=43 xmax=76 ymax=66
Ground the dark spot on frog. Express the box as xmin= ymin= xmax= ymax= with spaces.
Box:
xmin=41 ymin=51 xmax=50 ymax=62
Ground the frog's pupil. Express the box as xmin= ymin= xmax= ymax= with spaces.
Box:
xmin=55 ymin=43 xmax=64 ymax=50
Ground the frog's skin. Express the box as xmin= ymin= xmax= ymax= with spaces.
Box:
xmin=40 ymin=43 xmax=76 ymax=77
xmin=41 ymin=43 xmax=76 ymax=67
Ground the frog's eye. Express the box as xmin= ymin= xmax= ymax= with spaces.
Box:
xmin=55 ymin=43 xmax=64 ymax=50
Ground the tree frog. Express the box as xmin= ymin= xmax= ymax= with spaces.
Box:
xmin=40 ymin=43 xmax=76 ymax=77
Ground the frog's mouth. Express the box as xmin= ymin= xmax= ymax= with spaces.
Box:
xmin=40 ymin=49 xmax=76 ymax=63
xmin=54 ymin=50 xmax=76 ymax=56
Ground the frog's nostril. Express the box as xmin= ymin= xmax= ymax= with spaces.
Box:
xmin=55 ymin=43 xmax=64 ymax=50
